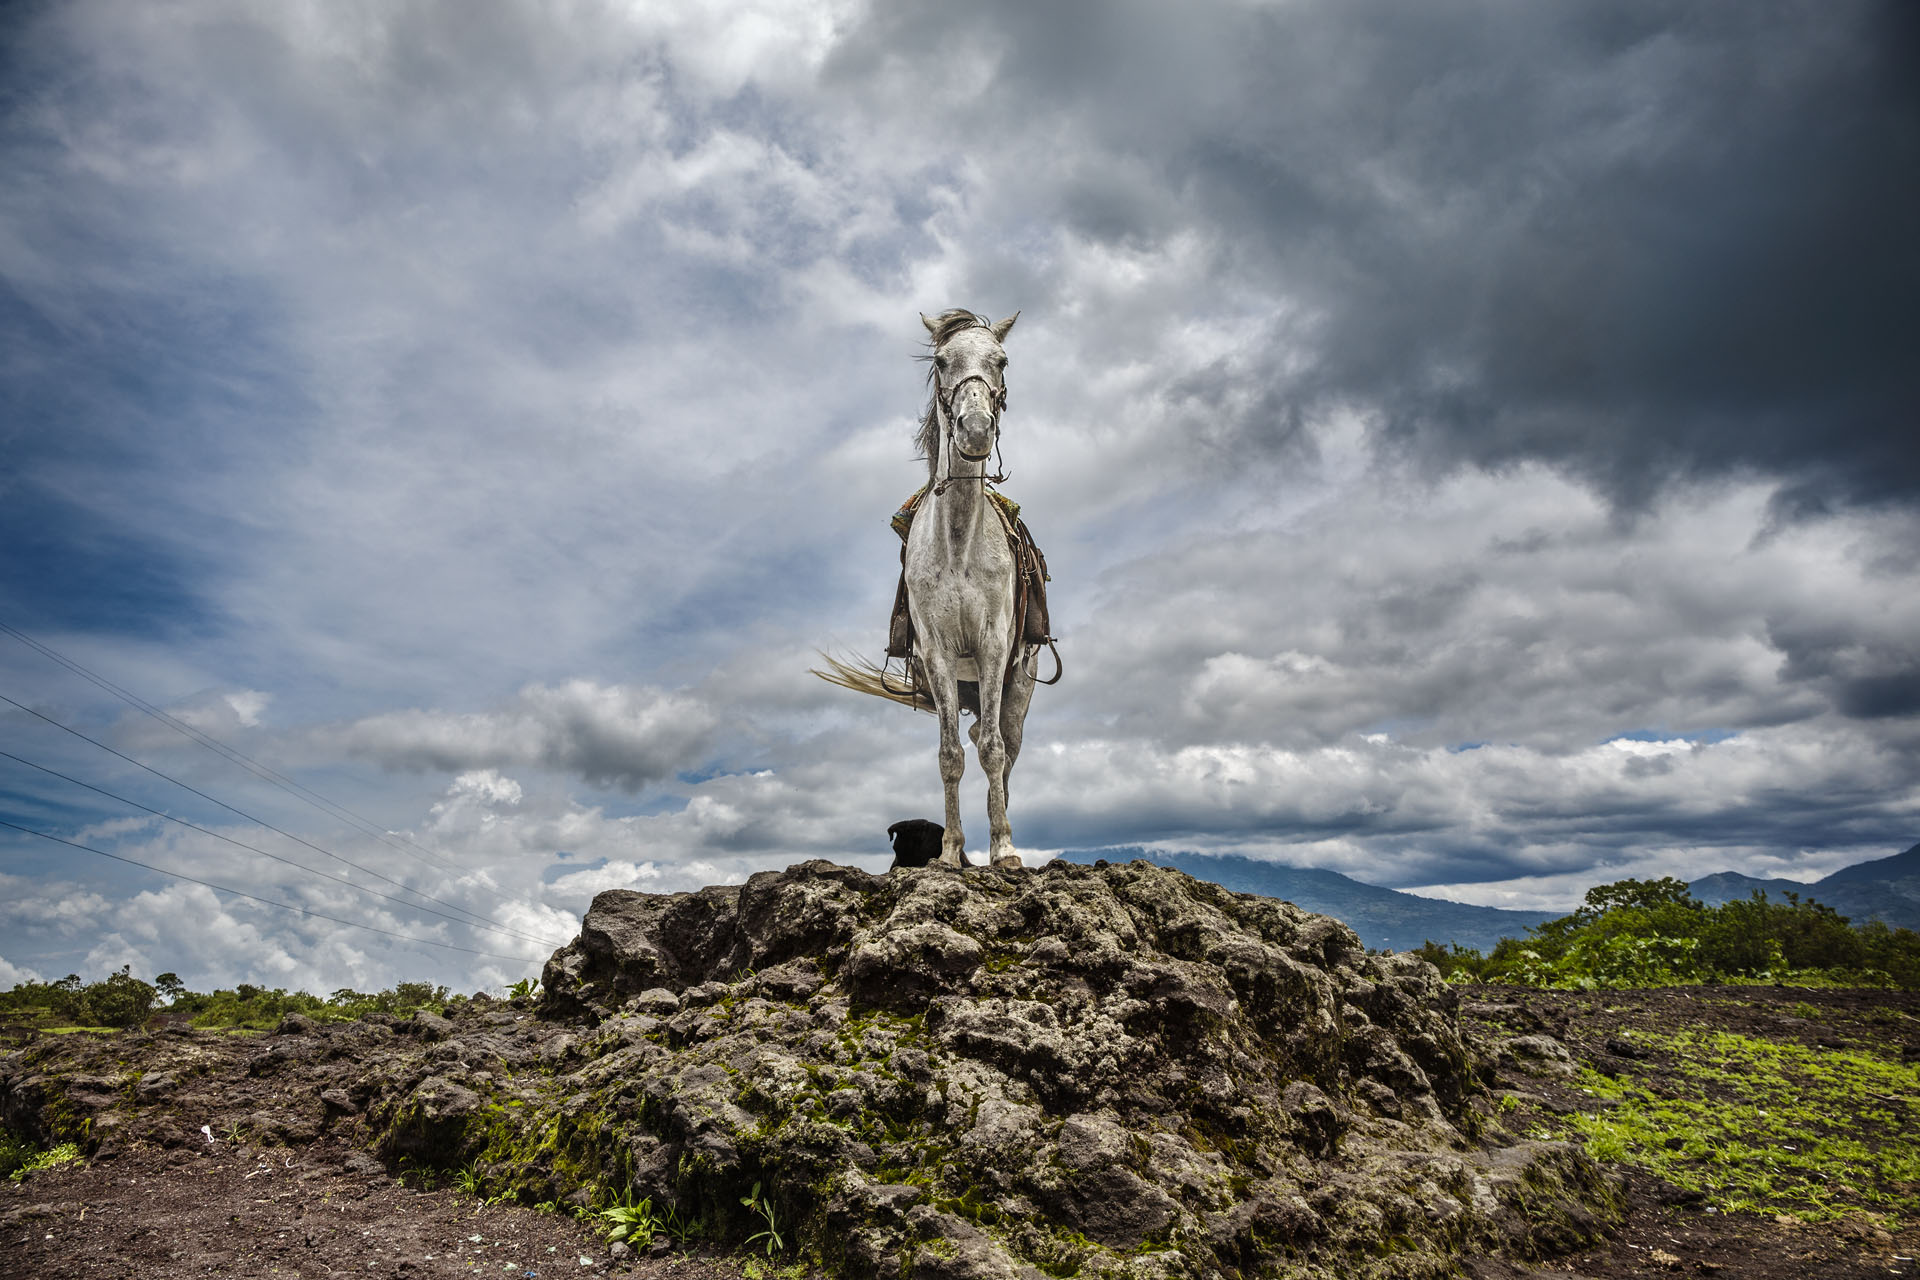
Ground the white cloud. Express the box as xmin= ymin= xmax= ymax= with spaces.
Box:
xmin=0 ymin=878 xmax=115 ymax=937
xmin=0 ymin=955 xmax=46 ymax=988
xmin=439 ymin=769 xmax=525 ymax=811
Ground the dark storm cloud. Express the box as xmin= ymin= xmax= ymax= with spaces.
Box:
xmin=835 ymin=0 xmax=1920 ymax=510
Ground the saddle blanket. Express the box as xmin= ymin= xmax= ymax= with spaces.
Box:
xmin=891 ymin=483 xmax=1023 ymax=543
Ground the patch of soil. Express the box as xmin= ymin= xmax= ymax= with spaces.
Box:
xmin=1 ymin=1136 xmax=760 ymax=1280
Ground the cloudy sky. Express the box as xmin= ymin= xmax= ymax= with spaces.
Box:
xmin=3 ymin=0 xmax=1916 ymax=994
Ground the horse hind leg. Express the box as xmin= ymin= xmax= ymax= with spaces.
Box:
xmin=1001 ymin=663 xmax=1034 ymax=770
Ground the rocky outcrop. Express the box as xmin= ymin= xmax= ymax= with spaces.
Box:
xmin=525 ymin=858 xmax=1618 ymax=1277
xmin=0 ymin=859 xmax=1622 ymax=1278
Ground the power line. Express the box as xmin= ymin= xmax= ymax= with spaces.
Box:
xmin=0 ymin=691 xmax=568 ymax=949
xmin=0 ymin=620 xmax=537 ymax=917
xmin=0 ymin=749 xmax=563 ymax=950
xmin=0 ymin=818 xmax=539 ymax=964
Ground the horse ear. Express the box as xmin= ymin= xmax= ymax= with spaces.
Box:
xmin=990 ymin=311 xmax=1019 ymax=342
xmin=921 ymin=313 xmax=941 ymax=336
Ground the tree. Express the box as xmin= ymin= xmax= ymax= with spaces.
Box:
xmin=80 ymin=965 xmax=156 ymax=1028
xmin=1573 ymin=877 xmax=1700 ymax=925
xmin=47 ymin=974 xmax=85 ymax=1019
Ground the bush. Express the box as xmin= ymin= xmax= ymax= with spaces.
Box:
xmin=1409 ymin=941 xmax=1493 ymax=982
xmin=79 ymin=966 xmax=156 ymax=1028
xmin=183 ymin=985 xmax=330 ymax=1030
xmin=0 ymin=969 xmax=154 ymax=1027
xmin=0 ymin=977 xmax=82 ymax=1022
xmin=1860 ymin=921 xmax=1920 ymax=987
xmin=323 ymin=982 xmax=451 ymax=1020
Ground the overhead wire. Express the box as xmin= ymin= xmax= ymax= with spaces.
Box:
xmin=0 ymin=748 xmax=561 ymax=949
xmin=0 ymin=620 xmax=539 ymax=918
xmin=0 ymin=818 xmax=538 ymax=964
xmin=0 ymin=690 xmax=569 ymax=949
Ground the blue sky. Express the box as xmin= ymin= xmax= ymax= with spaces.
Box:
xmin=3 ymin=0 xmax=1916 ymax=993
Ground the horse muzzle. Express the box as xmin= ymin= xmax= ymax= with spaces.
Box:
xmin=955 ymin=413 xmax=997 ymax=460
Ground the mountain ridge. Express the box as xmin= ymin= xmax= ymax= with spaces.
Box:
xmin=1817 ymin=841 xmax=1920 ymax=886
xmin=1053 ymin=848 xmax=1555 ymax=952
xmin=1686 ymin=843 xmax=1920 ymax=930
xmin=1056 ymin=841 xmax=1920 ymax=951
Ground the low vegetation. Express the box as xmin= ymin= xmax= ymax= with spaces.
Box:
xmin=2 ymin=1135 xmax=82 ymax=1181
xmin=1560 ymin=1025 xmax=1920 ymax=1225
xmin=1416 ymin=878 xmax=1920 ymax=989
xmin=0 ymin=971 xmax=491 ymax=1032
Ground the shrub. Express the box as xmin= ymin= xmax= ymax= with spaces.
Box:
xmin=79 ymin=966 xmax=156 ymax=1028
xmin=1441 ymin=878 xmax=1920 ymax=990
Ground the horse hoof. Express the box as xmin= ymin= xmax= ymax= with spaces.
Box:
xmin=938 ymin=850 xmax=967 ymax=869
xmin=990 ymin=853 xmax=1024 ymax=869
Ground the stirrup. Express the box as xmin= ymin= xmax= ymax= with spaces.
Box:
xmin=1033 ymin=639 xmax=1063 ymax=686
xmin=880 ymin=652 xmax=925 ymax=705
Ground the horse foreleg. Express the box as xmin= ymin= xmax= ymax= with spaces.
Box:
xmin=923 ymin=660 xmax=968 ymax=867
xmin=976 ymin=659 xmax=1019 ymax=869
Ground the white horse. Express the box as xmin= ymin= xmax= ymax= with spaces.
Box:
xmin=817 ymin=309 xmax=1038 ymax=869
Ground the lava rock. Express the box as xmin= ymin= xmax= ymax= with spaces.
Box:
xmin=1500 ymin=1033 xmax=1580 ymax=1078
xmin=521 ymin=859 xmax=1619 ymax=1276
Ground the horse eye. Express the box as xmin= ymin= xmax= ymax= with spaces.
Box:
xmin=935 ymin=355 xmax=950 ymax=370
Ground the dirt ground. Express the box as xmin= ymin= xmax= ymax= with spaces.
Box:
xmin=1 ymin=1135 xmax=765 ymax=1280
xmin=4 ymin=983 xmax=1918 ymax=1278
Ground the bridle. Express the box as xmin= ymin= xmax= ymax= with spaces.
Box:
xmin=931 ymin=364 xmax=1010 ymax=495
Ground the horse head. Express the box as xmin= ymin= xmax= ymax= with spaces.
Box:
xmin=920 ymin=310 xmax=1018 ymax=475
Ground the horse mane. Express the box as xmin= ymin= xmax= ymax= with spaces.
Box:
xmin=914 ymin=309 xmax=996 ymax=483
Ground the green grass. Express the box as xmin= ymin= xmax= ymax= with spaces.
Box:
xmin=1550 ymin=1027 xmax=1920 ymax=1227
xmin=1709 ymin=971 xmax=1904 ymax=990
xmin=4 ymin=1140 xmax=82 ymax=1181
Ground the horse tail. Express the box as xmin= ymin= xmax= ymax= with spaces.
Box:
xmin=810 ymin=651 xmax=933 ymax=713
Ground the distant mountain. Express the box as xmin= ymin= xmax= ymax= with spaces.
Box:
xmin=1688 ymin=842 xmax=1920 ymax=932
xmin=1686 ymin=871 xmax=1810 ymax=907
xmin=1054 ymin=840 xmax=1920 ymax=954
xmin=1816 ymin=841 xmax=1920 ymax=887
xmin=1052 ymin=849 xmax=1555 ymax=953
